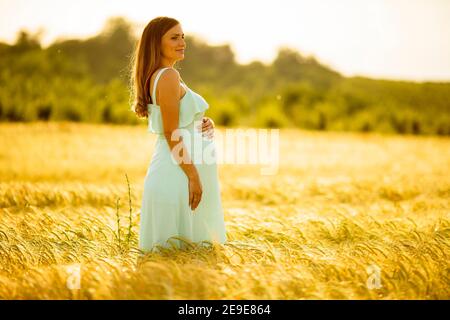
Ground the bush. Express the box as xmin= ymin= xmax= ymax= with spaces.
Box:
xmin=254 ymin=102 xmax=290 ymax=128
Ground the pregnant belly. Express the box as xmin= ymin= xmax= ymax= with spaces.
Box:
xmin=178 ymin=128 xmax=217 ymax=166
xmin=153 ymin=127 xmax=217 ymax=167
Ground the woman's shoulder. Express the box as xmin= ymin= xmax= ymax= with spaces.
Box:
xmin=156 ymin=67 xmax=180 ymax=80
xmin=150 ymin=67 xmax=180 ymax=95
xmin=155 ymin=68 xmax=182 ymax=90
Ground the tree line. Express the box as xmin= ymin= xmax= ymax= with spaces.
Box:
xmin=0 ymin=16 xmax=448 ymax=135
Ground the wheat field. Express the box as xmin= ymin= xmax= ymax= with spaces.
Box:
xmin=0 ymin=121 xmax=449 ymax=299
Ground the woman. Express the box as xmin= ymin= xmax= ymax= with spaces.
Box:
xmin=130 ymin=16 xmax=227 ymax=253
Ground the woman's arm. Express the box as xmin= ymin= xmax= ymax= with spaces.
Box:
xmin=157 ymin=68 xmax=202 ymax=209
xmin=155 ymin=68 xmax=198 ymax=178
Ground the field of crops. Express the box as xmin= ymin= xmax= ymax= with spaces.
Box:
xmin=0 ymin=122 xmax=449 ymax=299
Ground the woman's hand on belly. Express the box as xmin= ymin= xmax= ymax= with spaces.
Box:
xmin=197 ymin=117 xmax=215 ymax=139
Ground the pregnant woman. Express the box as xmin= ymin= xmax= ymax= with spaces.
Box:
xmin=130 ymin=16 xmax=227 ymax=253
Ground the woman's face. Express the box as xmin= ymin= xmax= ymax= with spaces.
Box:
xmin=161 ymin=24 xmax=186 ymax=62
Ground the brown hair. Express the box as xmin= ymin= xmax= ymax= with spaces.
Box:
xmin=129 ymin=16 xmax=180 ymax=118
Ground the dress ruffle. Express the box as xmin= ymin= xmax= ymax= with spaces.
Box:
xmin=147 ymin=88 xmax=209 ymax=134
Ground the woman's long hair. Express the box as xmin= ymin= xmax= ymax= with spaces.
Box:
xmin=129 ymin=16 xmax=180 ymax=118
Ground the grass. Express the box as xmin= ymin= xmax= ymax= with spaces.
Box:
xmin=0 ymin=121 xmax=449 ymax=299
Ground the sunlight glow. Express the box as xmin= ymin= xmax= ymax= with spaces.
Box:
xmin=0 ymin=0 xmax=449 ymax=81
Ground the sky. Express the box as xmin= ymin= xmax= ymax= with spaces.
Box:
xmin=0 ymin=0 xmax=449 ymax=81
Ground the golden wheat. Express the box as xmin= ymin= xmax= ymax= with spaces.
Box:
xmin=0 ymin=122 xmax=449 ymax=299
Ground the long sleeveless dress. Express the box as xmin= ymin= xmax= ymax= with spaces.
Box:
xmin=139 ymin=67 xmax=227 ymax=253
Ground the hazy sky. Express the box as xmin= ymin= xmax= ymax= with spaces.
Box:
xmin=0 ymin=0 xmax=449 ymax=81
